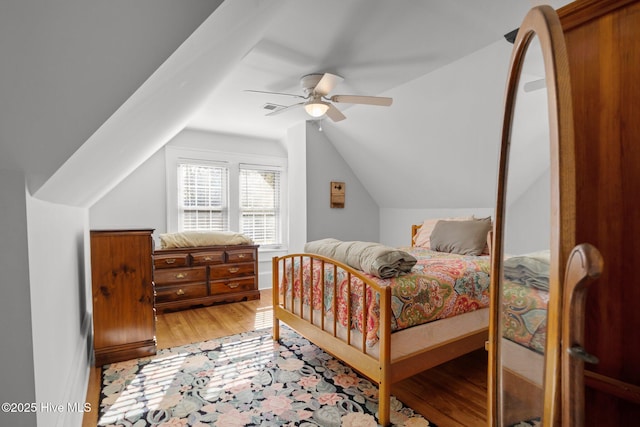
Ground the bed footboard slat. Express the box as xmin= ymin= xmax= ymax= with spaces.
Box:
xmin=298 ymin=255 xmax=303 ymax=320
xmin=362 ymin=280 xmax=367 ymax=352
xmin=333 ymin=263 xmax=338 ymax=338
xmin=309 ymin=257 xmax=314 ymax=326
xmin=320 ymin=259 xmax=325 ymax=331
xmin=288 ymin=258 xmax=293 ymax=311
xmin=272 ymin=256 xmax=280 ymax=341
xmin=272 ymin=252 xmax=397 ymax=427
xmin=347 ymin=271 xmax=352 ymax=346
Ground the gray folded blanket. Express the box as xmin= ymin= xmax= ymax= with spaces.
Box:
xmin=503 ymin=250 xmax=550 ymax=291
xmin=304 ymin=238 xmax=417 ymax=279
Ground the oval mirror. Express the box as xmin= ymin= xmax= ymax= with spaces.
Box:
xmin=488 ymin=5 xmax=575 ymax=426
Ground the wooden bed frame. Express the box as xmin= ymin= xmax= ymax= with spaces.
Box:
xmin=271 ymin=226 xmax=489 ymax=425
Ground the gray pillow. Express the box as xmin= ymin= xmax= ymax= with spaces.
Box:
xmin=429 ymin=219 xmax=492 ymax=256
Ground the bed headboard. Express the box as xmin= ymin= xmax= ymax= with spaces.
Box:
xmin=411 ymin=224 xmax=422 ymax=247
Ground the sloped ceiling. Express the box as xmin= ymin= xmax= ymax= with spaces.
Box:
xmin=0 ymin=0 xmax=223 ymax=191
xmin=33 ymin=0 xmax=291 ymax=206
xmin=2 ymin=0 xmax=572 ymax=209
xmin=188 ymin=0 xmax=543 ymax=138
xmin=321 ymin=41 xmax=512 ymax=209
xmin=186 ymin=0 xmax=572 ymax=209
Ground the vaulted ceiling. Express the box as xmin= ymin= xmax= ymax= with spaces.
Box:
xmin=1 ymin=0 xmax=572 ymax=209
xmin=187 ymin=0 xmax=571 ymax=209
xmin=0 ymin=0 xmax=223 ymax=190
xmin=188 ymin=0 xmax=559 ymax=139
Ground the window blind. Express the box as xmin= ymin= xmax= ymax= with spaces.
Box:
xmin=239 ymin=166 xmax=281 ymax=245
xmin=178 ymin=163 xmax=228 ymax=231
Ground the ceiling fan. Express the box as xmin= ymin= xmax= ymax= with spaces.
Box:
xmin=245 ymin=72 xmax=393 ymax=122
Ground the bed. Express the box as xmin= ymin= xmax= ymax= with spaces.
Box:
xmin=501 ymin=251 xmax=550 ymax=386
xmin=272 ymin=218 xmax=492 ymax=425
xmin=499 ymin=251 xmax=550 ymax=424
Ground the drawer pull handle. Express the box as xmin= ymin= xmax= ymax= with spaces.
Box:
xmin=228 ymin=267 xmax=240 ymax=273
xmin=228 ymin=283 xmax=240 ymax=288
xmin=165 ymin=258 xmax=176 ymax=264
xmin=175 ymin=273 xmax=186 ymax=279
xmin=176 ymin=288 xmax=185 ymax=296
xmin=203 ymin=256 xmax=213 ymax=261
xmin=238 ymin=254 xmax=246 ymax=258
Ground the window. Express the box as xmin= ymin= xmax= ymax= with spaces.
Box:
xmin=167 ymin=147 xmax=287 ymax=249
xmin=178 ymin=163 xmax=228 ymax=231
xmin=239 ymin=166 xmax=281 ymax=245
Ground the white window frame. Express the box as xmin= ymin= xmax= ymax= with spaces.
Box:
xmin=166 ymin=146 xmax=288 ymax=250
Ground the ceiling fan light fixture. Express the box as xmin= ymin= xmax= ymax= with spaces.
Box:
xmin=304 ymin=100 xmax=330 ymax=117
xmin=246 ymin=72 xmax=392 ymax=122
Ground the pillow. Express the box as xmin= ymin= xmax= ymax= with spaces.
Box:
xmin=159 ymin=231 xmax=253 ymax=249
xmin=429 ymin=219 xmax=493 ymax=256
xmin=472 ymin=215 xmax=493 ymax=255
xmin=413 ymin=216 xmax=473 ymax=248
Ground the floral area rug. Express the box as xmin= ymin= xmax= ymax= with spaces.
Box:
xmin=98 ymin=326 xmax=433 ymax=426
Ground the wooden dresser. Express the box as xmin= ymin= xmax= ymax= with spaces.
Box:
xmin=153 ymin=244 xmax=260 ymax=313
xmin=90 ymin=229 xmax=156 ymax=366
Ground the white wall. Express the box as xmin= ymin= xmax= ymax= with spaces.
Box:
xmin=26 ymin=196 xmax=91 ymax=427
xmin=90 ymin=129 xmax=286 ymax=236
xmin=380 ymin=207 xmax=494 ymax=247
xmin=90 ymin=129 xmax=291 ymax=289
xmin=324 ymin=41 xmax=511 ymax=245
xmin=89 ymin=149 xmax=167 ymax=235
xmin=504 ymin=168 xmax=551 ymax=255
xmin=0 ymin=172 xmax=92 ymax=427
xmin=372 ymin=39 xmax=553 ymax=248
xmin=324 ymin=40 xmax=509 ymax=212
xmin=0 ymin=171 xmax=37 ymax=427
xmin=284 ymin=123 xmax=308 ymax=253
xmin=306 ymin=122 xmax=379 ymax=243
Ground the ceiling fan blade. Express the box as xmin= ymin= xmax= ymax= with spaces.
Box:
xmin=244 ymin=89 xmax=307 ymax=100
xmin=330 ymin=95 xmax=393 ymax=106
xmin=325 ymin=103 xmax=346 ymax=122
xmin=314 ymin=73 xmax=344 ymax=96
xmin=265 ymin=102 xmax=304 ymax=117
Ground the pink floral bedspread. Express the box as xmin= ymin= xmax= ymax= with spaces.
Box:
xmin=280 ymin=247 xmax=490 ymax=346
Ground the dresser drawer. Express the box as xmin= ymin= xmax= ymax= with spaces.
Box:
xmin=154 ymin=267 xmax=206 ymax=285
xmin=155 ymin=282 xmax=208 ymax=303
xmin=209 ymin=262 xmax=254 ymax=280
xmin=191 ymin=251 xmax=224 ymax=265
xmin=154 ymin=253 xmax=190 ymax=269
xmin=210 ymin=277 xmax=256 ymax=295
xmin=226 ymin=248 xmax=255 ymax=263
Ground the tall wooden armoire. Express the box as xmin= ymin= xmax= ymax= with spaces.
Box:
xmin=90 ymin=229 xmax=156 ymax=366
xmin=557 ymin=0 xmax=640 ymax=423
xmin=489 ymin=1 xmax=639 ymax=425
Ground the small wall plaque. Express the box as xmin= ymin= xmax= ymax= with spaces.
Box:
xmin=330 ymin=181 xmax=345 ymax=208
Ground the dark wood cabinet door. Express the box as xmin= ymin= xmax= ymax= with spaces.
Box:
xmin=91 ymin=229 xmax=156 ymax=366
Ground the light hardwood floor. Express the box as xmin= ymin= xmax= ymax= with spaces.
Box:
xmin=84 ymin=289 xmax=487 ymax=426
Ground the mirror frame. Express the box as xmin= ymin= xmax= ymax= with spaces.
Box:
xmin=488 ymin=5 xmax=575 ymax=426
